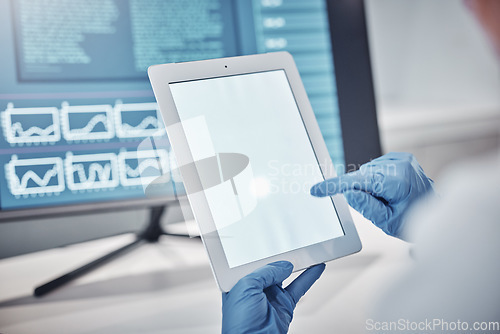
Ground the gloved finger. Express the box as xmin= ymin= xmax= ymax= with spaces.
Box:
xmin=310 ymin=174 xmax=353 ymax=197
xmin=310 ymin=169 xmax=383 ymax=197
xmin=285 ymin=263 xmax=326 ymax=305
xmin=239 ymin=261 xmax=294 ymax=291
xmin=344 ymin=190 xmax=391 ymax=232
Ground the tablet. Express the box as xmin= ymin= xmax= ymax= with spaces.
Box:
xmin=148 ymin=52 xmax=361 ymax=292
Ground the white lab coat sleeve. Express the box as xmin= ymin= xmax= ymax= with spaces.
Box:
xmin=368 ymin=150 xmax=500 ymax=333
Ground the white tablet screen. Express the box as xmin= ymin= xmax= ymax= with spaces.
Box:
xmin=170 ymin=70 xmax=344 ymax=268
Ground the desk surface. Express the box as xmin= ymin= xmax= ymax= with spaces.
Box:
xmin=0 ymin=210 xmax=410 ymax=334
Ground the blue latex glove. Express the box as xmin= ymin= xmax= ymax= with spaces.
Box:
xmin=310 ymin=152 xmax=434 ymax=239
xmin=222 ymin=261 xmax=325 ymax=334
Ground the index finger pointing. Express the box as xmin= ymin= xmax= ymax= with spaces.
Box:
xmin=310 ymin=171 xmax=365 ymax=197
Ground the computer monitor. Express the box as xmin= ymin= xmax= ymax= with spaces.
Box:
xmin=0 ymin=0 xmax=380 ymax=222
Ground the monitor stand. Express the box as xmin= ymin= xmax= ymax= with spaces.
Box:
xmin=33 ymin=205 xmax=195 ymax=297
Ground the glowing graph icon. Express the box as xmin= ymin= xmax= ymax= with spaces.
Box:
xmin=2 ymin=103 xmax=61 ymax=144
xmin=65 ymin=152 xmax=119 ymax=191
xmin=118 ymin=150 xmax=169 ymax=187
xmin=114 ymin=102 xmax=164 ymax=138
xmin=61 ymin=102 xmax=115 ymax=141
xmin=6 ymin=155 xmax=65 ymax=195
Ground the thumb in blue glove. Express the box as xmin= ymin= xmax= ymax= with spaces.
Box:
xmin=222 ymin=261 xmax=326 ymax=334
xmin=310 ymin=152 xmax=434 ymax=239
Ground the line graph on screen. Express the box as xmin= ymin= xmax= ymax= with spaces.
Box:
xmin=118 ymin=149 xmax=169 ymax=186
xmin=61 ymin=102 xmax=115 ymax=141
xmin=65 ymin=152 xmax=119 ymax=191
xmin=2 ymin=103 xmax=61 ymax=144
xmin=5 ymin=156 xmax=65 ymax=196
xmin=114 ymin=101 xmax=164 ymax=138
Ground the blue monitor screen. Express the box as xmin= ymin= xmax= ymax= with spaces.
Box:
xmin=0 ymin=0 xmax=343 ymax=212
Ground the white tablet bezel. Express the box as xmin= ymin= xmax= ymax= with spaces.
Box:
xmin=148 ymin=52 xmax=361 ymax=292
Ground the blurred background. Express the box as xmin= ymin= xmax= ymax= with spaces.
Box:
xmin=0 ymin=0 xmax=499 ymax=258
xmin=367 ymin=0 xmax=500 ymax=179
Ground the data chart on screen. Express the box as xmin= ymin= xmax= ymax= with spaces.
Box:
xmin=0 ymin=0 xmax=344 ymax=211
